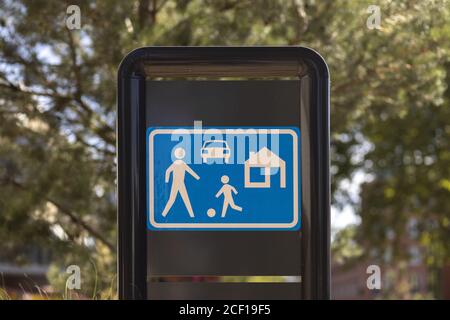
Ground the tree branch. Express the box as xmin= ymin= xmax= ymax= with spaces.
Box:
xmin=9 ymin=179 xmax=116 ymax=253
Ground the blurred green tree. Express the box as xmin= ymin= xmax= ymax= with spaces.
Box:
xmin=0 ymin=0 xmax=449 ymax=298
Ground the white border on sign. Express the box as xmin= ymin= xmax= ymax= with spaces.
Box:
xmin=148 ymin=128 xmax=299 ymax=229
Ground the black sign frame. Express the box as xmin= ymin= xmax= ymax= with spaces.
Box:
xmin=117 ymin=47 xmax=330 ymax=300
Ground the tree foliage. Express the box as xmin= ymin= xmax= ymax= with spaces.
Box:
xmin=0 ymin=0 xmax=449 ymax=298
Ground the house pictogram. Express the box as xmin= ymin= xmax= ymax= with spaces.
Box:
xmin=244 ymin=147 xmax=286 ymax=188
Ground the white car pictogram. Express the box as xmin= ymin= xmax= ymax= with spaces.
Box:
xmin=201 ymin=140 xmax=231 ymax=163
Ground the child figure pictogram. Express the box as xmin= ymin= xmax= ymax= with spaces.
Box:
xmin=215 ymin=175 xmax=243 ymax=218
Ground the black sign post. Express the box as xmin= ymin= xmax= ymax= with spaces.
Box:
xmin=117 ymin=47 xmax=330 ymax=300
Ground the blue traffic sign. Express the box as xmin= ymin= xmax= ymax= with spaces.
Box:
xmin=147 ymin=126 xmax=301 ymax=230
